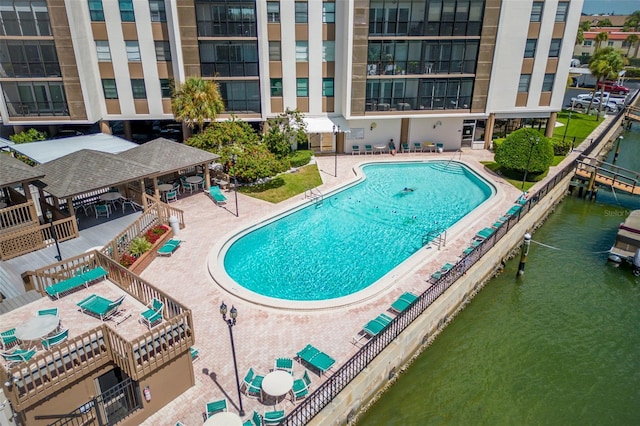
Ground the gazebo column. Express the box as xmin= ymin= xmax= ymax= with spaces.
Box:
xmin=153 ymin=176 xmax=160 ymax=199
xmin=140 ymin=179 xmax=148 ymax=209
xmin=67 ymin=198 xmax=79 ymax=236
xmin=204 ymin=162 xmax=211 ymax=190
xmin=22 ymin=182 xmax=33 ymax=200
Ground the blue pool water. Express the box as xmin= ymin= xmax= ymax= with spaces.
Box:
xmin=223 ymin=161 xmax=493 ymax=301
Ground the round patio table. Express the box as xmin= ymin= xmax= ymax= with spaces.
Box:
xmin=99 ymin=192 xmax=122 ymax=202
xmin=157 ymin=184 xmax=174 ymax=192
xmin=203 ymin=411 xmax=242 ymax=426
xmin=261 ymin=370 xmax=293 ymax=403
xmin=14 ymin=315 xmax=59 ymax=342
xmin=185 ymin=176 xmax=203 ymax=184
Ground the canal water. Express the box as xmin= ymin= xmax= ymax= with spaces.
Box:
xmin=357 ymin=123 xmax=640 ymax=425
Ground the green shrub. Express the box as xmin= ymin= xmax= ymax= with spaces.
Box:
xmin=624 ymin=68 xmax=640 ymax=78
xmin=233 ymin=143 xmax=289 ymax=182
xmin=289 ymin=150 xmax=313 ymax=168
xmin=494 ymin=128 xmax=554 ymax=179
xmin=552 ymin=138 xmax=573 ymax=156
xmin=129 ymin=237 xmax=152 ymax=257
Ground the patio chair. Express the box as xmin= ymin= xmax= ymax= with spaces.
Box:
xmin=205 ymin=398 xmax=228 ymax=417
xmin=77 ymin=294 xmax=126 ymax=321
xmin=121 ymin=198 xmax=139 ymax=213
xmin=401 ymin=142 xmax=410 ymax=153
xmin=38 ymin=308 xmax=59 ymax=317
xmin=42 ymin=328 xmax=69 ymax=350
xmin=263 ymin=410 xmax=285 ymax=425
xmin=181 ymin=177 xmax=195 ymax=195
xmin=474 ymin=227 xmax=495 ymax=241
xmin=436 ymin=143 xmax=444 ymax=152
xmin=364 ymin=144 xmax=373 ymax=155
xmin=190 ymin=347 xmax=200 ymax=362
xmin=1 ymin=347 xmax=37 ymax=366
xmin=296 ymin=344 xmax=336 ymax=375
xmin=506 ymin=204 xmax=523 ymax=217
xmin=157 ymin=239 xmax=181 ymax=257
xmin=140 ymin=298 xmax=164 ymax=329
xmin=292 ymin=370 xmax=312 ymax=400
xmin=244 ymin=411 xmax=263 ymax=426
xmin=274 ymin=357 xmax=294 ymax=374
xmin=164 ymin=190 xmax=178 ymax=203
xmin=412 ymin=142 xmax=422 ymax=152
xmin=207 ymin=186 xmax=228 ymax=206
xmin=1 ymin=328 xmax=18 ymax=350
xmin=242 ymin=367 xmax=264 ymax=397
xmin=361 ymin=313 xmax=393 ymax=338
xmin=390 ymin=292 xmax=418 ymax=314
xmin=351 ymin=145 xmax=361 ymax=155
xmin=95 ymin=204 xmax=110 ymax=219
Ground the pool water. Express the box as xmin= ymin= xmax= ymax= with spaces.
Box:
xmin=223 ymin=161 xmax=493 ymax=301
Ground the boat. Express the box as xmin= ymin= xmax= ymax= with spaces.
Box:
xmin=608 ymin=210 xmax=640 ymax=276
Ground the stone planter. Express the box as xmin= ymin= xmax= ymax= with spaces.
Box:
xmin=129 ymin=228 xmax=174 ymax=275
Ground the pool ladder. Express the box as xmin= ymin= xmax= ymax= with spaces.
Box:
xmin=423 ymin=228 xmax=447 ymax=250
xmin=305 ymin=188 xmax=324 ymax=207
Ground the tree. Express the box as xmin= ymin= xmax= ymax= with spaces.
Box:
xmin=597 ymin=18 xmax=613 ymax=27
xmin=579 ymin=21 xmax=591 ymax=31
xmin=594 ymin=31 xmax=609 ymax=50
xmin=624 ymin=34 xmax=639 ymax=57
xmin=588 ymin=47 xmax=625 ymax=115
xmin=264 ymin=108 xmax=308 ymax=155
xmin=575 ymin=27 xmax=585 ymax=46
xmin=9 ymin=128 xmax=47 ymax=143
xmin=171 ymin=77 xmax=224 ymax=134
xmin=494 ymin=128 xmax=554 ymax=182
xmin=623 ymin=11 xmax=640 ymax=32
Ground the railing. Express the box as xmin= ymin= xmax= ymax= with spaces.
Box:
xmin=0 ymin=200 xmax=37 ymax=231
xmin=3 ymin=252 xmax=194 ymax=411
xmin=143 ymin=194 xmax=185 ymax=228
xmin=283 ymin=153 xmax=580 ymax=425
xmin=0 ymin=215 xmax=78 ymax=261
xmin=575 ymin=157 xmax=639 ymax=194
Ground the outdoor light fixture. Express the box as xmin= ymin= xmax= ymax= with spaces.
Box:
xmin=370 ymin=122 xmax=377 ymax=131
xmin=220 ymin=301 xmax=244 ymax=416
xmin=231 ymin=151 xmax=239 ymax=217
xmin=333 ymin=125 xmax=340 ymax=177
xmin=433 ymin=121 xmax=442 ymax=129
xmin=45 ymin=210 xmax=62 ymax=262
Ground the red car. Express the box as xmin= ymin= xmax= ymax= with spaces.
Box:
xmin=596 ymin=81 xmax=630 ymax=95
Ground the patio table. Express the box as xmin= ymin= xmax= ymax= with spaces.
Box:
xmin=14 ymin=315 xmax=59 ymax=342
xmin=157 ymin=184 xmax=173 ymax=192
xmin=261 ymin=370 xmax=293 ymax=404
xmin=99 ymin=192 xmax=122 ymax=202
xmin=185 ymin=176 xmax=203 ymax=184
xmin=204 ymin=412 xmax=242 ymax=426
xmin=374 ymin=145 xmax=387 ymax=154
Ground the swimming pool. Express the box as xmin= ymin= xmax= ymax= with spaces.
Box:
xmin=218 ymin=161 xmax=494 ymax=304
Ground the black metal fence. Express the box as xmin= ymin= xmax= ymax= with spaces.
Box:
xmin=282 ymin=106 xmax=634 ymax=425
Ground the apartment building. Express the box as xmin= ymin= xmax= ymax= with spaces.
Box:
xmin=0 ymin=0 xmax=582 ymax=150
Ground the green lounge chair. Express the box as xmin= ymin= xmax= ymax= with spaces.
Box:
xmin=1 ymin=347 xmax=37 ymax=366
xmin=140 ymin=298 xmax=164 ymax=329
xmin=242 ymin=367 xmax=264 ymax=397
xmin=77 ymin=294 xmax=126 ymax=321
xmin=292 ymin=370 xmax=312 ymax=400
xmin=362 ymin=313 xmax=393 ymax=337
xmin=463 ymin=246 xmax=475 ymax=255
xmin=274 ymin=357 xmax=294 ymax=374
xmin=208 ymin=186 xmax=228 ymax=205
xmin=296 ymin=344 xmax=336 ymax=374
xmin=506 ymin=204 xmax=523 ymax=217
xmin=475 ymin=227 xmax=495 ymax=241
xmin=158 ymin=239 xmax=181 ymax=256
xmin=42 ymin=328 xmax=69 ymax=350
xmin=441 ymin=262 xmax=454 ymax=272
xmin=263 ymin=410 xmax=285 ymax=425
xmin=390 ymin=292 xmax=418 ymax=313
xmin=1 ymin=328 xmax=18 ymax=350
xmin=205 ymin=399 xmax=227 ymax=417
xmin=38 ymin=308 xmax=59 ymax=317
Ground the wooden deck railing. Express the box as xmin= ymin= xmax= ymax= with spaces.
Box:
xmin=5 ymin=252 xmax=194 ymax=411
xmin=143 ymin=194 xmax=185 ymax=228
xmin=0 ymin=215 xmax=78 ymax=261
xmin=0 ymin=200 xmax=37 ymax=231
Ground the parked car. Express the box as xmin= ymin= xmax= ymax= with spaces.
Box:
xmin=596 ymin=81 xmax=630 ymax=95
xmin=570 ymin=96 xmax=619 ymax=112
xmin=575 ymin=91 xmax=626 ymax=106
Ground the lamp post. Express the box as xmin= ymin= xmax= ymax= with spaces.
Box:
xmin=613 ymin=135 xmax=623 ymax=164
xmin=231 ymin=153 xmax=239 ymax=217
xmin=332 ymin=124 xmax=340 ymax=177
xmin=45 ymin=210 xmax=62 ymax=262
xmin=521 ymin=137 xmax=539 ymax=190
xmin=220 ymin=302 xmax=244 ymax=417
xmin=562 ymin=100 xmax=575 ymax=144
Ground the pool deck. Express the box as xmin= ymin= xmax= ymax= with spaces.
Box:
xmin=139 ymin=149 xmax=528 ymax=425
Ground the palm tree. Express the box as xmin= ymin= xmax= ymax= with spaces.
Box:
xmin=575 ymin=27 xmax=584 ymax=46
xmin=594 ymin=31 xmax=609 ymax=50
xmin=588 ymin=47 xmax=625 ymax=116
xmin=171 ymin=77 xmax=224 ymax=136
xmin=625 ymin=34 xmax=639 ymax=58
xmin=623 ymin=10 xmax=640 ymax=32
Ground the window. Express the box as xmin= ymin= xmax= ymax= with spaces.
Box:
xmin=555 ymin=2 xmax=568 ymax=22
xmin=199 ymin=40 xmax=259 ymax=77
xmin=584 ymin=40 xmax=592 ymax=46
xmin=2 ymin=81 xmax=68 ymax=116
xmin=195 ymin=1 xmax=257 ymax=37
xmin=549 ymin=39 xmax=562 ymax=57
xmin=295 ymin=41 xmax=308 ymax=62
xmin=155 ymin=41 xmax=171 ymax=61
xmin=530 ymin=2 xmax=543 ymax=22
xmin=270 ymin=78 xmax=283 ymax=96
xmin=149 ymin=0 xmax=166 ymax=22
xmin=323 ymin=2 xmax=335 ymax=23
xmin=323 ymin=78 xmax=334 ymax=97
xmin=367 ymin=78 xmax=473 ymax=111
xmin=96 ymin=41 xmax=111 ymax=61
xmin=131 ymin=79 xmax=146 ymax=99
xmin=125 ymin=41 xmax=140 ymax=61
xmin=102 ymin=79 xmax=118 ymax=99
xmin=542 ymin=74 xmax=555 ymax=91
xmin=518 ymin=74 xmax=531 ymax=92
xmin=119 ymin=0 xmax=134 ymax=22
xmin=0 ymin=1 xmax=52 ymax=36
xmin=295 ymin=2 xmax=307 ymax=23
xmin=296 ymin=78 xmax=308 ymax=97
xmin=1 ymin=40 xmax=61 ymax=77
xmin=267 ymin=2 xmax=280 ymax=23
xmin=160 ymin=79 xmax=172 ymax=98
xmin=219 ymin=81 xmax=261 ymax=113
xmin=88 ymin=0 xmax=104 ymax=22
xmin=607 ymin=41 xmax=614 ymax=47
xmin=524 ymin=39 xmax=537 ymax=58
xmin=323 ymin=41 xmax=335 ymax=62
xmin=269 ymin=41 xmax=281 ymax=61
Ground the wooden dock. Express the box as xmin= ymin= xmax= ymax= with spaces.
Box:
xmin=574 ymin=157 xmax=640 ymax=196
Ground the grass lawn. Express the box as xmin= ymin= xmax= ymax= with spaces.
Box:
xmin=482 ymin=161 xmax=538 ymax=192
xmin=238 ymin=164 xmax=323 ymax=203
xmin=552 ymin=110 xmax=604 ymax=144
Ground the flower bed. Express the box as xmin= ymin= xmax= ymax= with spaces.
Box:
xmin=118 ymin=224 xmax=173 ymax=274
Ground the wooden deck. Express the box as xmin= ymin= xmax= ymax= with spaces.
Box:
xmin=575 ymin=168 xmax=640 ymax=195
